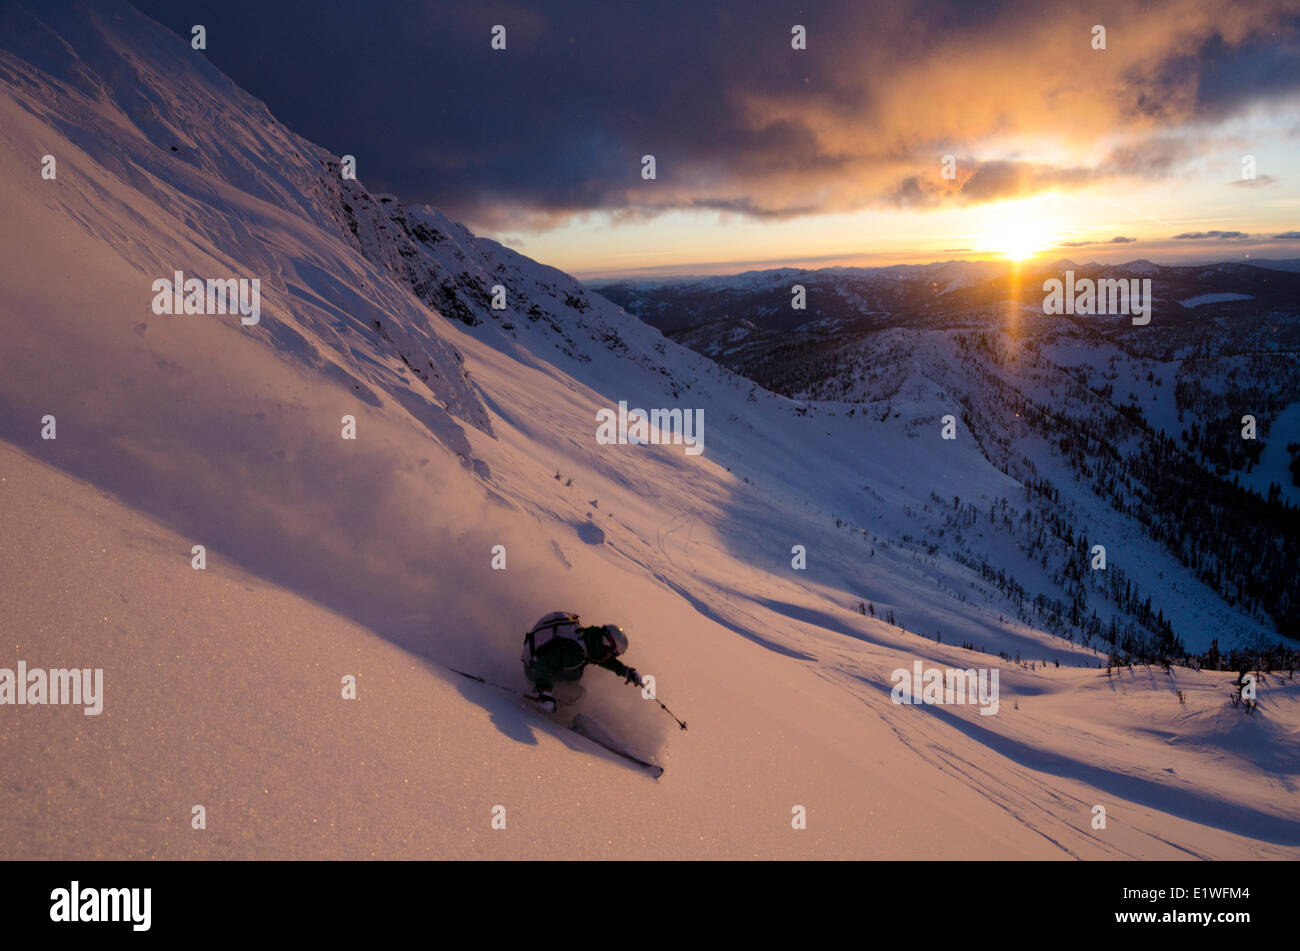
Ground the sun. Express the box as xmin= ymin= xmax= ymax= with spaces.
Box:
xmin=982 ymin=215 xmax=1055 ymax=262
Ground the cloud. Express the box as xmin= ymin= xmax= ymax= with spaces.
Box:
xmin=1232 ymin=174 xmax=1279 ymax=187
xmin=886 ymin=159 xmax=1098 ymax=209
xmin=1171 ymin=230 xmax=1251 ymax=239
xmin=133 ymin=0 xmax=1300 ymax=230
xmin=1273 ymin=231 xmax=1300 ymax=239
xmin=1058 ymin=236 xmax=1137 ymax=247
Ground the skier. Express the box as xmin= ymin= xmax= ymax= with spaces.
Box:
xmin=522 ymin=612 xmax=642 ymax=712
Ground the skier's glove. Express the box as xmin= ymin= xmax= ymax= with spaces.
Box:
xmin=624 ymin=667 xmax=642 ymax=686
xmin=536 ymin=694 xmax=557 ymax=713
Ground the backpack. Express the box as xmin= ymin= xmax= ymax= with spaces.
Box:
xmin=522 ymin=612 xmax=584 ymax=665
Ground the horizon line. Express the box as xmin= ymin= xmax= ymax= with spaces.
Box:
xmin=566 ymin=250 xmax=1300 ymax=284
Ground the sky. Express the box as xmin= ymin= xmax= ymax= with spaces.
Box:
xmin=132 ymin=0 xmax=1300 ymax=279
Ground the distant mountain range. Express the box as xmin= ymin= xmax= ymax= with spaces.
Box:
xmin=595 ymin=258 xmax=1300 ymax=643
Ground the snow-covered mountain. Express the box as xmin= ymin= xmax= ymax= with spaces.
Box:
xmin=599 ymin=261 xmax=1300 ymax=648
xmin=1 ymin=0 xmax=1297 ymax=859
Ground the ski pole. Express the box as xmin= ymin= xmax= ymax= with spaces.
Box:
xmin=655 ymin=697 xmax=688 ymax=731
xmin=629 ymin=679 xmax=687 ymax=730
xmin=450 ymin=667 xmax=520 ymax=695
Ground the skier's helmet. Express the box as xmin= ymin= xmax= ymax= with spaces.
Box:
xmin=601 ymin=624 xmax=629 ymax=658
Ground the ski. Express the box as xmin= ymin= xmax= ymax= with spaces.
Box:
xmin=450 ymin=667 xmax=665 ymax=778
xmin=570 ymin=713 xmax=664 ymax=779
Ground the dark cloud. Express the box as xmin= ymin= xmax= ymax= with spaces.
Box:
xmin=1172 ymin=231 xmax=1251 ymax=240
xmin=130 ymin=0 xmax=1300 ymax=232
xmin=1274 ymin=231 xmax=1300 ymax=239
xmin=1189 ymin=30 xmax=1300 ymax=117
xmin=1119 ymin=22 xmax=1300 ymax=122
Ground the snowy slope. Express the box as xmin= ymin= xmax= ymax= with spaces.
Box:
xmin=612 ymin=261 xmax=1300 ymax=648
xmin=0 ymin=0 xmax=1297 ymax=859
